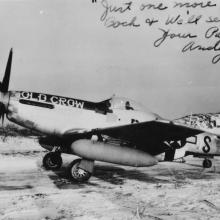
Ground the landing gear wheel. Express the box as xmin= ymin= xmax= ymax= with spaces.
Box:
xmin=203 ymin=159 xmax=212 ymax=168
xmin=43 ymin=152 xmax=62 ymax=170
xmin=68 ymin=159 xmax=91 ymax=182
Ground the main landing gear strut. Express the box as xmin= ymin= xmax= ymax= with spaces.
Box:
xmin=42 ymin=150 xmax=94 ymax=182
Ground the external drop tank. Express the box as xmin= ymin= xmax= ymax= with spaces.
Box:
xmin=71 ymin=140 xmax=158 ymax=167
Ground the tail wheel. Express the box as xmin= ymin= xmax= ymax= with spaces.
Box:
xmin=43 ymin=152 xmax=62 ymax=170
xmin=68 ymin=159 xmax=91 ymax=182
xmin=203 ymin=159 xmax=212 ymax=168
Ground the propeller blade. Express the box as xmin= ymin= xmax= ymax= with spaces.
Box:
xmin=1 ymin=48 xmax=13 ymax=93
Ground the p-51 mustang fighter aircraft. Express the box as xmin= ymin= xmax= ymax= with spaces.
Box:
xmin=0 ymin=49 xmax=209 ymax=182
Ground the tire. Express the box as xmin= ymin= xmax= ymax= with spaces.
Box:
xmin=203 ymin=159 xmax=212 ymax=168
xmin=42 ymin=152 xmax=62 ymax=170
xmin=68 ymin=159 xmax=91 ymax=182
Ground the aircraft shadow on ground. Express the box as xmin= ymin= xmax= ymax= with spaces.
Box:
xmin=93 ymin=165 xmax=171 ymax=185
xmin=171 ymin=161 xmax=203 ymax=168
xmin=46 ymin=162 xmax=220 ymax=189
xmin=0 ymin=184 xmax=33 ymax=191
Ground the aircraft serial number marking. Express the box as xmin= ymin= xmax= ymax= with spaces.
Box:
xmin=19 ymin=92 xmax=84 ymax=109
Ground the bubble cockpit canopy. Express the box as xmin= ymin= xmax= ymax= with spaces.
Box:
xmin=108 ymin=96 xmax=146 ymax=111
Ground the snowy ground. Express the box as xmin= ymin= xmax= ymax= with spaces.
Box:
xmin=1 ymin=137 xmax=220 ymax=219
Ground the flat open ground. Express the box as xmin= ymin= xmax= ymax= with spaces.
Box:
xmin=1 ymin=136 xmax=220 ymax=220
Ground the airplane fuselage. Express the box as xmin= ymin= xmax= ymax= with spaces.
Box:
xmin=6 ymin=91 xmax=159 ymax=136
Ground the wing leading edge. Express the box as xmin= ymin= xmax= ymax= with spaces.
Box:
xmin=92 ymin=119 xmax=203 ymax=142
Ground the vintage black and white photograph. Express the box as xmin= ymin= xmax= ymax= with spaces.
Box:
xmin=0 ymin=0 xmax=220 ymax=219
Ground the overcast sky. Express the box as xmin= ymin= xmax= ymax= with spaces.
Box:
xmin=0 ymin=0 xmax=219 ymax=119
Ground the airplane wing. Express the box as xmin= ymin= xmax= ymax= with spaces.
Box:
xmin=62 ymin=119 xmax=204 ymax=155
xmin=88 ymin=119 xmax=205 ymax=155
xmin=92 ymin=119 xmax=202 ymax=142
